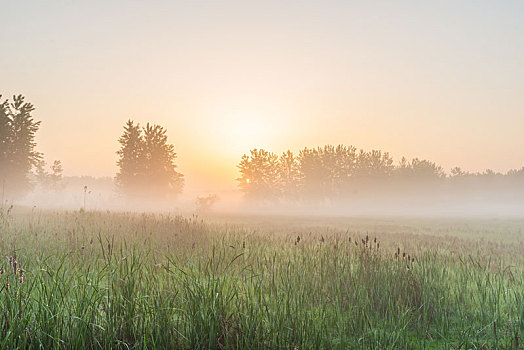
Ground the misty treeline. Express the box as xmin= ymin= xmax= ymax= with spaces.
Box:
xmin=0 ymin=95 xmax=64 ymax=200
xmin=1 ymin=95 xmax=183 ymax=204
xmin=237 ymin=146 xmax=524 ymax=202
xmin=116 ymin=120 xmax=184 ymax=200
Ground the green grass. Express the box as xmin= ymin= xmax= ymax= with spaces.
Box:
xmin=0 ymin=208 xmax=523 ymax=348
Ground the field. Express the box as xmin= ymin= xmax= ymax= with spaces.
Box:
xmin=0 ymin=208 xmax=524 ymax=349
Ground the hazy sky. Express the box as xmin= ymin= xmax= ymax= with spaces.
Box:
xmin=3 ymin=0 xmax=523 ymax=195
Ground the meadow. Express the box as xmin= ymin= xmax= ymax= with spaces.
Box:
xmin=0 ymin=207 xmax=523 ymax=349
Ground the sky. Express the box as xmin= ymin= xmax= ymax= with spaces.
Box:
xmin=2 ymin=0 xmax=524 ymax=196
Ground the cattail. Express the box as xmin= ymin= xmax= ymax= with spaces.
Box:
xmin=5 ymin=276 xmax=9 ymax=291
xmin=296 ymin=235 xmax=301 ymax=244
xmin=242 ymin=241 xmax=245 ymax=249
xmin=397 ymin=248 xmax=401 ymax=255
xmin=320 ymin=236 xmax=324 ymax=243
xmin=0 ymin=268 xmax=4 ymax=275
xmin=377 ymin=243 xmax=380 ymax=250
xmin=403 ymin=252 xmax=406 ymax=258
xmin=12 ymin=260 xmax=17 ymax=274
xmin=373 ymin=237 xmax=376 ymax=244
xmin=18 ymin=269 xmax=24 ymax=284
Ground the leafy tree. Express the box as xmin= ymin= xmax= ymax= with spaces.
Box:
xmin=298 ymin=147 xmax=328 ymax=199
xmin=116 ymin=120 xmax=144 ymax=196
xmin=237 ymin=149 xmax=280 ymax=200
xmin=35 ymin=159 xmax=64 ymax=191
xmin=142 ymin=123 xmax=184 ymax=198
xmin=278 ymin=150 xmax=301 ymax=199
xmin=0 ymin=95 xmax=42 ymax=198
xmin=332 ymin=145 xmax=357 ymax=194
xmin=410 ymin=158 xmax=446 ymax=179
xmin=116 ymin=120 xmax=184 ymax=200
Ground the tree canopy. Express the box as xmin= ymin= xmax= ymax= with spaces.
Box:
xmin=0 ymin=95 xmax=42 ymax=199
xmin=237 ymin=145 xmax=524 ymax=203
xmin=116 ymin=120 xmax=184 ymax=200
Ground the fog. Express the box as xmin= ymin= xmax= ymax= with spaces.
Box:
xmin=6 ymin=174 xmax=523 ymax=219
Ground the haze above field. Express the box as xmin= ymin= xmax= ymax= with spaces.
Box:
xmin=3 ymin=0 xmax=524 ymax=200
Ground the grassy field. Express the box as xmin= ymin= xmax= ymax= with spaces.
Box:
xmin=0 ymin=207 xmax=523 ymax=349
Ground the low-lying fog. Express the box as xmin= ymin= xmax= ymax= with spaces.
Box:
xmin=9 ymin=175 xmax=524 ymax=218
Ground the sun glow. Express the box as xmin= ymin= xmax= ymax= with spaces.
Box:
xmin=217 ymin=111 xmax=277 ymax=155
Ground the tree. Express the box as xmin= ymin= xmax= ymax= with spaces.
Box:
xmin=116 ymin=120 xmax=144 ymax=196
xmin=298 ymin=147 xmax=330 ymax=199
xmin=142 ymin=123 xmax=184 ymax=198
xmin=278 ymin=150 xmax=301 ymax=199
xmin=116 ymin=120 xmax=184 ymax=200
xmin=237 ymin=149 xmax=280 ymax=200
xmin=0 ymin=95 xmax=42 ymax=198
xmin=35 ymin=159 xmax=64 ymax=191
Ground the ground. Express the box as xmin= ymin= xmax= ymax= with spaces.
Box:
xmin=0 ymin=208 xmax=523 ymax=349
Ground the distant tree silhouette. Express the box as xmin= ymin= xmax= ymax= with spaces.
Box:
xmin=116 ymin=120 xmax=144 ymax=196
xmin=35 ymin=159 xmax=65 ymax=191
xmin=0 ymin=95 xmax=42 ymax=198
xmin=278 ymin=150 xmax=301 ymax=199
xmin=409 ymin=158 xmax=446 ymax=180
xmin=298 ymin=147 xmax=328 ymax=199
xmin=116 ymin=120 xmax=183 ymax=199
xmin=237 ymin=145 xmax=459 ymax=202
xmin=142 ymin=123 xmax=184 ymax=198
xmin=237 ymin=149 xmax=280 ymax=200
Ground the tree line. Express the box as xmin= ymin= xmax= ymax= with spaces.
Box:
xmin=1 ymin=95 xmax=184 ymax=203
xmin=237 ymin=145 xmax=524 ymax=202
xmin=3 ymin=93 xmax=524 ymax=206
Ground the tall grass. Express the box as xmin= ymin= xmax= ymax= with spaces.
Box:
xmin=0 ymin=209 xmax=523 ymax=348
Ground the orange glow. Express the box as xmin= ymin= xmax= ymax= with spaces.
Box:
xmin=3 ymin=1 xmax=523 ymax=203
